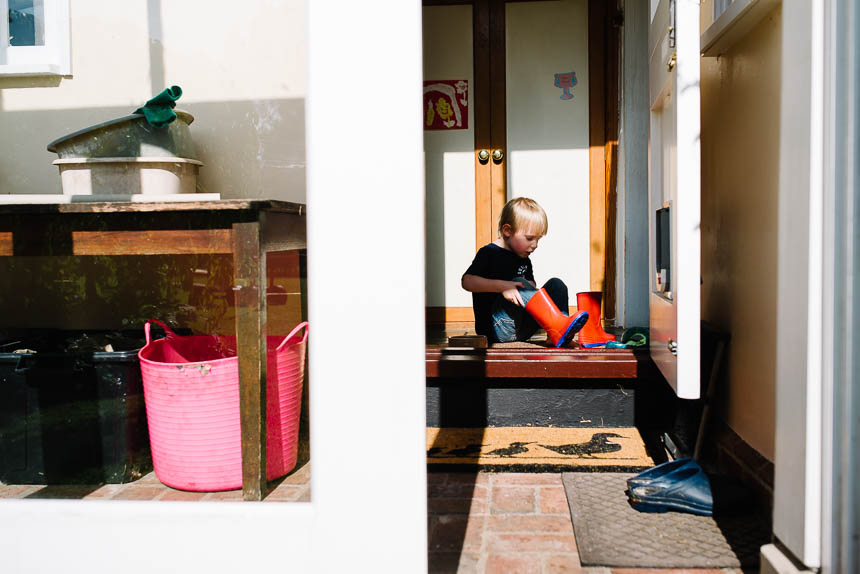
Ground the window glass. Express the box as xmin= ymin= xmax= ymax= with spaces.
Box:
xmin=9 ymin=0 xmax=45 ymax=47
xmin=714 ymin=0 xmax=731 ymax=21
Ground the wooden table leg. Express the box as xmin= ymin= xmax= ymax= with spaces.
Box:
xmin=233 ymin=221 xmax=268 ymax=501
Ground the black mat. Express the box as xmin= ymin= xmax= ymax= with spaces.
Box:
xmin=562 ymin=472 xmax=770 ymax=568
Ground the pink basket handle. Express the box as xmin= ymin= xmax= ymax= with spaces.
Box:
xmin=144 ymin=319 xmax=180 ymax=345
xmin=276 ymin=321 xmax=308 ymax=351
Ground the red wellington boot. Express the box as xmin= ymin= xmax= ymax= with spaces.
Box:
xmin=524 ymin=288 xmax=589 ymax=348
xmin=575 ymin=291 xmax=616 ymax=346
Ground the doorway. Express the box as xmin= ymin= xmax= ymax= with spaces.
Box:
xmin=423 ymin=0 xmax=620 ymax=333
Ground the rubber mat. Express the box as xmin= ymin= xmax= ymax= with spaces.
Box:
xmin=426 ymin=427 xmax=655 ymax=472
xmin=562 ymin=472 xmax=770 ymax=568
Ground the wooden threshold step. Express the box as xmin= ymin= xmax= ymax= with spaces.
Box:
xmin=426 ymin=346 xmax=648 ymax=379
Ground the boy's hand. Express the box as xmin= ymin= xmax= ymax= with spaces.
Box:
xmin=501 ymin=281 xmax=526 ymax=307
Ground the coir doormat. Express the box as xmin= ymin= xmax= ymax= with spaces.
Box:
xmin=427 ymin=427 xmax=655 ymax=472
xmin=562 ymin=472 xmax=770 ymax=568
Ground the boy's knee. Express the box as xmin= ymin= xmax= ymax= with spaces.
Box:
xmin=512 ymin=277 xmax=533 ymax=289
xmin=543 ymin=277 xmax=568 ymax=295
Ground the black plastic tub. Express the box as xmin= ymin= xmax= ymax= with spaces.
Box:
xmin=0 ymin=330 xmax=152 ymax=485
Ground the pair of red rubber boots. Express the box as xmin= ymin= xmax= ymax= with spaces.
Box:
xmin=524 ymin=289 xmax=615 ymax=348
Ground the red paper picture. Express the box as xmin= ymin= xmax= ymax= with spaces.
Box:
xmin=423 ymin=80 xmax=469 ymax=130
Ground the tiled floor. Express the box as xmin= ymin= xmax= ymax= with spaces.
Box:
xmin=427 ymin=471 xmax=749 ymax=574
xmin=1 ymin=467 xmax=751 ymax=573
xmin=0 ymin=461 xmax=311 ymax=502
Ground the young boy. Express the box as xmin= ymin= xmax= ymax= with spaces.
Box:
xmin=461 ymin=197 xmax=588 ymax=347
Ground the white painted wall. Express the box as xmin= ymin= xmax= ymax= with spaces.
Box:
xmin=0 ymin=0 xmax=307 ymax=202
xmin=423 ymin=5 xmax=475 ymax=308
xmin=774 ymin=0 xmax=823 ymax=566
xmin=506 ymin=0 xmax=591 ymax=295
xmin=700 ymin=7 xmax=781 ymax=460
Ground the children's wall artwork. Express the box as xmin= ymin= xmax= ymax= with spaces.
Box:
xmin=553 ymin=72 xmax=577 ymax=100
xmin=423 ymin=80 xmax=469 ymax=130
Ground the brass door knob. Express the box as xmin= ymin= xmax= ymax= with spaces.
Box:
xmin=492 ymin=149 xmax=505 ymax=162
xmin=477 ymin=149 xmax=490 ymax=162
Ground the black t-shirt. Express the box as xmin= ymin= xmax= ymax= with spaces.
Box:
xmin=463 ymin=243 xmax=535 ymax=337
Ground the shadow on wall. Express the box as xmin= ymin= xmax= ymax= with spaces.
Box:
xmin=0 ymin=98 xmax=306 ymax=202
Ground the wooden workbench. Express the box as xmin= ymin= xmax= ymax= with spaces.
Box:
xmin=0 ymin=200 xmax=306 ymax=501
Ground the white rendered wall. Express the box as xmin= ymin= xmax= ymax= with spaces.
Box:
xmin=0 ymin=0 xmax=307 ymax=202
xmin=506 ymin=0 xmax=590 ymax=294
xmin=423 ymin=5 xmax=476 ymax=308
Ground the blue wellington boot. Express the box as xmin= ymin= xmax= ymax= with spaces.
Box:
xmin=626 ymin=457 xmax=699 ymax=490
xmin=627 ymin=466 xmax=714 ymax=516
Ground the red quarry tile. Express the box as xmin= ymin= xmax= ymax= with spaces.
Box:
xmin=486 ymin=532 xmax=578 ymax=554
xmin=446 ymin=472 xmax=490 ymax=485
xmin=486 ymin=514 xmax=573 ymax=533
xmin=263 ymin=485 xmax=304 ymax=502
xmin=203 ymin=490 xmax=244 ymax=502
xmin=541 ymin=554 xmax=588 ymax=574
xmin=110 ymin=486 xmax=166 ymax=501
xmin=542 ymin=553 xmax=585 ymax=573
xmin=82 ymin=484 xmax=124 ymax=499
xmin=0 ymin=485 xmax=41 ymax=498
xmin=428 ymin=514 xmax=485 ymax=552
xmin=25 ymin=485 xmax=103 ymax=499
xmin=427 ymin=472 xmax=449 ymax=485
xmin=492 ymin=474 xmax=564 ymax=486
xmin=428 ymin=551 xmax=480 ymax=574
xmin=491 ymin=486 xmax=537 ymax=514
xmin=429 ymin=482 xmax=488 ymax=500
xmin=279 ymin=463 xmax=311 ymax=485
xmin=429 ymin=496 xmax=487 ymax=515
xmin=133 ymin=472 xmax=164 ymax=485
xmin=539 ymin=487 xmax=571 ymax=514
xmin=612 ymin=570 xmax=735 ymax=574
xmin=485 ymin=553 xmax=542 ymax=574
xmin=159 ymin=490 xmax=210 ymax=501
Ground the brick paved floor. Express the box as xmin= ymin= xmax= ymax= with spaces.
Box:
xmin=0 ymin=461 xmax=311 ymax=502
xmin=1 ymin=467 xmax=755 ymax=572
xmin=428 ymin=472 xmax=751 ymax=574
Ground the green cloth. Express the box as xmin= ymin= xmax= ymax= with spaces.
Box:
xmin=134 ymin=85 xmax=183 ymax=128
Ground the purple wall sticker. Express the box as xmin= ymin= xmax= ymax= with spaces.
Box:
xmin=554 ymin=72 xmax=577 ymax=100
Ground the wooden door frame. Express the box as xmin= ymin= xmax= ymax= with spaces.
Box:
xmin=588 ymin=0 xmax=621 ymax=324
xmin=425 ymin=0 xmax=621 ymax=329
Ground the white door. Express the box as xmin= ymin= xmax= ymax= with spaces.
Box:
xmin=647 ymin=0 xmax=701 ymax=399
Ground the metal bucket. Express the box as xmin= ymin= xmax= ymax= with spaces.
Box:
xmin=47 ymin=110 xmax=198 ymax=160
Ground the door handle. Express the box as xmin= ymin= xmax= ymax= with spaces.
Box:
xmin=477 ymin=149 xmax=490 ymax=163
xmin=492 ymin=149 xmax=504 ymax=163
xmin=667 ymin=339 xmax=677 ymax=355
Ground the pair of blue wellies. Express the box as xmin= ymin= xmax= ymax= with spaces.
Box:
xmin=626 ymin=458 xmax=714 ymax=516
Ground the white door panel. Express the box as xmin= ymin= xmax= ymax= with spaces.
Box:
xmin=648 ymin=0 xmax=701 ymax=399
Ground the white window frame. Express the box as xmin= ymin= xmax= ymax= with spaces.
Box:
xmin=0 ymin=0 xmax=428 ymax=572
xmin=700 ymin=0 xmax=780 ymax=57
xmin=0 ymin=0 xmax=70 ymax=76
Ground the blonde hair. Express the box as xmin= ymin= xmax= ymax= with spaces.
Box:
xmin=498 ymin=197 xmax=548 ymax=237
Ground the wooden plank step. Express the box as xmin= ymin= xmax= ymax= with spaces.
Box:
xmin=426 ymin=346 xmax=648 ymax=379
